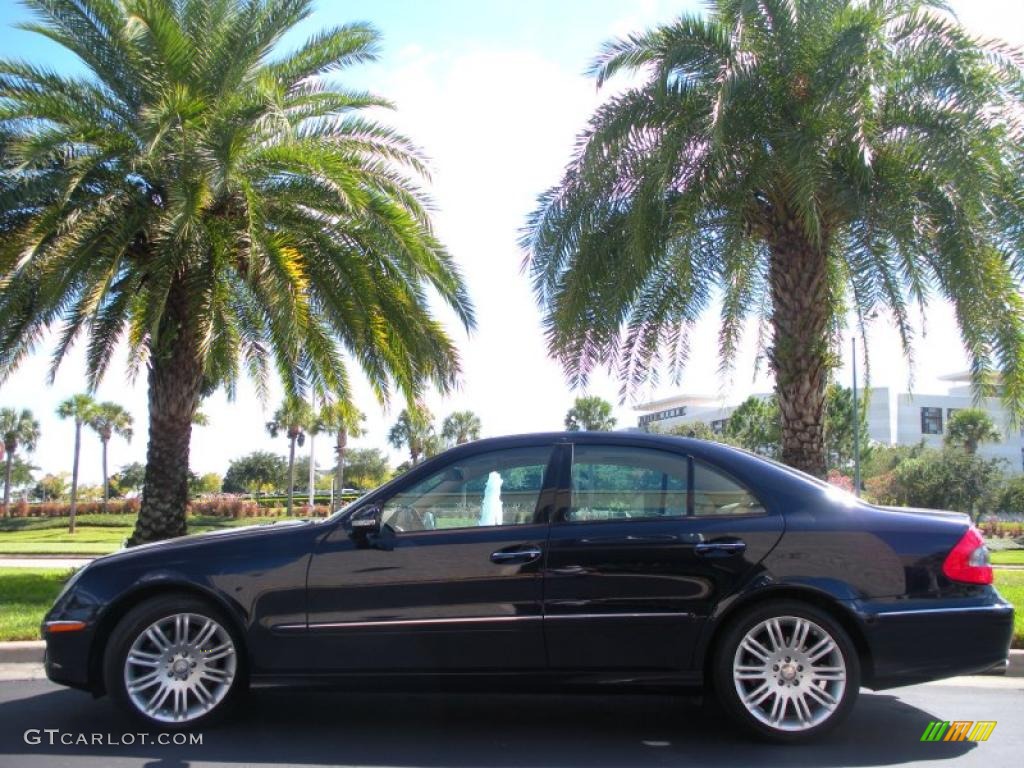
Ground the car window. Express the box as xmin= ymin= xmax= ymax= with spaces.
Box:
xmin=692 ymin=460 xmax=766 ymax=516
xmin=568 ymin=445 xmax=688 ymax=521
xmin=380 ymin=446 xmax=552 ymax=532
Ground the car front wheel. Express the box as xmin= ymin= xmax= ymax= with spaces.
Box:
xmin=714 ymin=601 xmax=860 ymax=742
xmin=103 ymin=594 xmax=245 ymax=728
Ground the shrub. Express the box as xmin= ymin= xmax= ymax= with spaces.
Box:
xmin=826 ymin=470 xmax=854 ymax=493
xmin=993 ymin=476 xmax=1024 ymax=517
xmin=884 ymin=448 xmax=1004 ymax=520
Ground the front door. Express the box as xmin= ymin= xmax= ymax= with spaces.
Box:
xmin=305 ymin=442 xmax=557 ymax=672
xmin=543 ymin=441 xmax=784 ymax=672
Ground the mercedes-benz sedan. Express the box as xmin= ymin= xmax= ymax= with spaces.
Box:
xmin=42 ymin=433 xmax=1014 ymax=741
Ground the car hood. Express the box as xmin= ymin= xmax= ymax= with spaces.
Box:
xmin=92 ymin=519 xmax=315 ymax=564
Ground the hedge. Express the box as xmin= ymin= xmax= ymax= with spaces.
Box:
xmin=3 ymin=496 xmax=338 ymax=520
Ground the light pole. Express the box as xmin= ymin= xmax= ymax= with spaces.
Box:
xmin=308 ymin=393 xmax=316 ymax=508
xmin=852 ymin=337 xmax=861 ymax=496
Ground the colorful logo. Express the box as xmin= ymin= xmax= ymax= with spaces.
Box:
xmin=920 ymin=721 xmax=996 ymax=742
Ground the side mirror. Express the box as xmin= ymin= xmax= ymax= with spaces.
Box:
xmin=349 ymin=507 xmax=382 ymax=539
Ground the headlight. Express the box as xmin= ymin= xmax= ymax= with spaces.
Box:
xmin=52 ymin=564 xmax=89 ymax=605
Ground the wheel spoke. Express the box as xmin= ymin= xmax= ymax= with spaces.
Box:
xmin=202 ymin=642 xmax=234 ymax=661
xmin=734 ymin=665 xmax=767 ymax=680
xmin=794 ymin=693 xmax=813 ymax=725
xmin=146 ymin=626 xmax=172 ymax=653
xmin=743 ymin=681 xmax=773 ymax=707
xmin=172 ymin=688 xmax=187 ymax=720
xmin=810 ymin=666 xmax=845 ymax=680
xmin=805 ymin=683 xmax=838 ymax=710
xmin=806 ymin=636 xmax=836 ymax=663
xmin=766 ymin=619 xmax=785 ymax=651
xmin=769 ymin=693 xmax=786 ymax=725
xmin=193 ymin=619 xmax=217 ymax=649
xmin=127 ymin=670 xmax=161 ymax=693
xmin=174 ymin=614 xmax=189 ymax=645
xmin=200 ymin=666 xmax=231 ymax=684
xmin=127 ymin=650 xmax=161 ymax=668
xmin=741 ymin=637 xmax=772 ymax=662
xmin=146 ymin=683 xmax=172 ymax=714
xmin=192 ymin=679 xmax=213 ymax=710
xmin=790 ymin=619 xmax=810 ymax=652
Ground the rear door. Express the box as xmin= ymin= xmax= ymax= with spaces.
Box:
xmin=542 ymin=441 xmax=784 ymax=671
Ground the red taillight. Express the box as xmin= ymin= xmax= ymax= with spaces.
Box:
xmin=942 ymin=527 xmax=993 ymax=585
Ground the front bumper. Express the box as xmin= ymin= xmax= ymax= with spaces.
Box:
xmin=42 ymin=624 xmax=96 ymax=692
xmin=857 ymin=599 xmax=1014 ymax=689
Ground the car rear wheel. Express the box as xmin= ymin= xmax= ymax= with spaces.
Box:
xmin=103 ymin=594 xmax=245 ymax=728
xmin=713 ymin=600 xmax=860 ymax=742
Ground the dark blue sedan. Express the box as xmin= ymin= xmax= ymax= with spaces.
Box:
xmin=42 ymin=433 xmax=1014 ymax=742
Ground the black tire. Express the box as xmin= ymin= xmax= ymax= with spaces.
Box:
xmin=712 ymin=600 xmax=860 ymax=743
xmin=103 ymin=593 xmax=247 ymax=729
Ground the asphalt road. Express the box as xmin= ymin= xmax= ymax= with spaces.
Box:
xmin=0 ymin=678 xmax=1021 ymax=768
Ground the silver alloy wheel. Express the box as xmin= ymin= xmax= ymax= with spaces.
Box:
xmin=732 ymin=615 xmax=846 ymax=732
xmin=123 ymin=612 xmax=237 ymax=723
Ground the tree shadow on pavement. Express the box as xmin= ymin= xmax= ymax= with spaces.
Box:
xmin=0 ymin=685 xmax=975 ymax=767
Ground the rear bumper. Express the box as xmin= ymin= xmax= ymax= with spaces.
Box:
xmin=856 ymin=600 xmax=1014 ymax=689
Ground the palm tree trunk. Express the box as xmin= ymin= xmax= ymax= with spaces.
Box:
xmin=2 ymin=452 xmax=12 ymax=517
xmin=101 ymin=437 xmax=109 ymax=513
xmin=768 ymin=222 xmax=830 ymax=477
xmin=68 ymin=421 xmax=81 ymax=534
xmin=129 ymin=280 xmax=204 ymax=546
xmin=335 ymin=431 xmax=346 ymax=497
xmin=287 ymin=435 xmax=296 ymax=517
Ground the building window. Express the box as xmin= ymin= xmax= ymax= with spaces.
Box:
xmin=921 ymin=407 xmax=943 ymax=435
xmin=710 ymin=419 xmax=729 ymax=435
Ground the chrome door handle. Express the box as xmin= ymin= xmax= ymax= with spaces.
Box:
xmin=490 ymin=546 xmax=542 ymax=564
xmin=694 ymin=540 xmax=747 ymax=557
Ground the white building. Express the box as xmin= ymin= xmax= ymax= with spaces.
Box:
xmin=635 ymin=372 xmax=1024 ymax=472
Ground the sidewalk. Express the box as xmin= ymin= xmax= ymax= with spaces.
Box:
xmin=0 ymin=556 xmax=97 ymax=569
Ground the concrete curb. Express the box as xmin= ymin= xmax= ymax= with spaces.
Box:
xmin=0 ymin=641 xmax=44 ymax=663
xmin=983 ymin=648 xmax=1024 ymax=677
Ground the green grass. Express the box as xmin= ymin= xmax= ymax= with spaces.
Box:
xmin=991 ymin=549 xmax=1024 ymax=566
xmin=0 ymin=516 xmax=308 ymax=554
xmin=0 ymin=567 xmax=70 ymax=641
xmin=0 ymin=527 xmax=129 ymax=554
xmin=994 ymin=570 xmax=1024 ymax=649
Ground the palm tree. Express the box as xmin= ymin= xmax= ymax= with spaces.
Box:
xmin=87 ymin=402 xmax=134 ymax=513
xmin=944 ymin=408 xmax=1001 ymax=455
xmin=317 ymin=400 xmax=366 ymax=496
xmin=524 ymin=0 xmax=1024 ymax=477
xmin=0 ymin=0 xmax=473 ymax=544
xmin=441 ymin=410 xmax=481 ymax=446
xmin=57 ymin=394 xmax=97 ymax=533
xmin=0 ymin=408 xmax=40 ymax=516
xmin=267 ymin=398 xmax=314 ymax=517
xmin=388 ymin=406 xmax=435 ymax=466
xmin=565 ymin=396 xmax=617 ymax=431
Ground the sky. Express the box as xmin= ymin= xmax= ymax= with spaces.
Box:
xmin=0 ymin=0 xmax=1023 ymax=485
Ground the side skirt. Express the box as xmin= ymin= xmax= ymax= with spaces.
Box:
xmin=248 ymin=669 xmax=704 ymax=695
